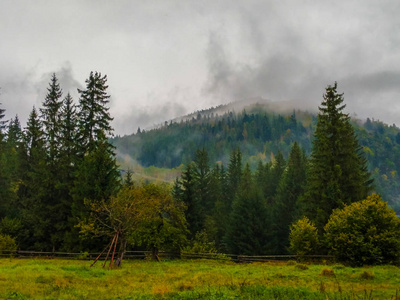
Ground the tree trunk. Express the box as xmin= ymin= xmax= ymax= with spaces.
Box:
xmin=151 ymin=245 xmax=160 ymax=262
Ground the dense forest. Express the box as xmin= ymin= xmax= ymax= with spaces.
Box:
xmin=1 ymin=76 xmax=400 ymax=266
xmin=111 ymin=101 xmax=400 ymax=213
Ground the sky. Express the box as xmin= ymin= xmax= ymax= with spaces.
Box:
xmin=1 ymin=0 xmax=400 ymax=135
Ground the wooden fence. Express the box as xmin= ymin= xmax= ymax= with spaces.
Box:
xmin=0 ymin=250 xmax=333 ymax=263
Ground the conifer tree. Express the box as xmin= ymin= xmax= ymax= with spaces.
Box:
xmin=55 ymin=93 xmax=79 ymax=249
xmin=77 ymin=71 xmax=113 ymax=151
xmin=274 ymin=142 xmax=307 ymax=254
xmin=20 ymin=107 xmax=51 ymax=250
xmin=267 ymin=151 xmax=286 ymax=203
xmin=193 ymin=148 xmax=212 ymax=214
xmin=225 ymin=164 xmax=269 ymax=255
xmin=301 ymin=82 xmax=373 ymax=231
xmin=174 ymin=163 xmax=202 ymax=237
xmin=209 ymin=164 xmax=227 ymax=249
xmin=0 ymin=102 xmax=7 ymax=140
xmin=0 ymin=102 xmax=8 ymax=217
xmin=40 ymin=73 xmax=63 ymax=161
xmin=227 ymin=148 xmax=242 ymax=208
xmin=2 ymin=116 xmax=24 ymax=218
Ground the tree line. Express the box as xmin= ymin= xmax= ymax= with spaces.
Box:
xmin=1 ymin=79 xmax=400 ymax=266
xmin=0 ymin=72 xmax=120 ymax=251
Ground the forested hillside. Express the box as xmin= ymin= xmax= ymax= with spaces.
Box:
xmin=111 ymin=102 xmax=400 ymax=212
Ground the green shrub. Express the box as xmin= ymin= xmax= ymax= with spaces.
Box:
xmin=0 ymin=234 xmax=17 ymax=255
xmin=324 ymin=194 xmax=400 ymax=266
xmin=289 ymin=217 xmax=319 ymax=257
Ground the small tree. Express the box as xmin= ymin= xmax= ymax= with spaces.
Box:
xmin=80 ymin=182 xmax=188 ymax=265
xmin=128 ymin=183 xmax=188 ymax=260
xmin=0 ymin=234 xmax=17 ymax=255
xmin=324 ymin=194 xmax=400 ymax=266
xmin=289 ymin=217 xmax=320 ymax=257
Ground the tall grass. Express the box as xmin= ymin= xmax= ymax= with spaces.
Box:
xmin=0 ymin=258 xmax=399 ymax=299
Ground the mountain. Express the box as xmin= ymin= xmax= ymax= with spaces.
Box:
xmin=111 ymin=101 xmax=400 ymax=212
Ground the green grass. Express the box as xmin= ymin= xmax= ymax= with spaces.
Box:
xmin=0 ymin=258 xmax=399 ymax=299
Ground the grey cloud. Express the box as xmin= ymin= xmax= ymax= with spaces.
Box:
xmin=35 ymin=62 xmax=83 ymax=104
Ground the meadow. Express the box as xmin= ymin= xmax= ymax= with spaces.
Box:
xmin=0 ymin=258 xmax=399 ymax=299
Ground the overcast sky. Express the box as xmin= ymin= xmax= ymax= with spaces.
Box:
xmin=1 ymin=0 xmax=400 ymax=135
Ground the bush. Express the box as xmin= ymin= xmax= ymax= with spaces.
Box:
xmin=324 ymin=194 xmax=400 ymax=266
xmin=0 ymin=234 xmax=17 ymax=255
xmin=289 ymin=217 xmax=320 ymax=257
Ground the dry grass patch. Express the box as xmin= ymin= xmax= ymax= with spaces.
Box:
xmin=320 ymin=268 xmax=335 ymax=277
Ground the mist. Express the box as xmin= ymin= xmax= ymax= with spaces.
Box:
xmin=1 ymin=1 xmax=400 ymax=134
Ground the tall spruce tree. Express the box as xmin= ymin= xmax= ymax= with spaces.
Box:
xmin=20 ymin=107 xmax=51 ymax=250
xmin=301 ymin=82 xmax=373 ymax=231
xmin=2 ymin=116 xmax=24 ymax=219
xmin=77 ymin=71 xmax=113 ymax=151
xmin=70 ymin=72 xmax=120 ymax=251
xmin=40 ymin=74 xmax=63 ymax=161
xmin=173 ymin=163 xmax=202 ymax=237
xmin=225 ymin=164 xmax=269 ymax=255
xmin=274 ymin=142 xmax=307 ymax=254
xmin=227 ymin=148 xmax=242 ymax=208
xmin=193 ymin=148 xmax=212 ymax=215
xmin=0 ymin=102 xmax=8 ymax=217
xmin=56 ymin=93 xmax=79 ymax=250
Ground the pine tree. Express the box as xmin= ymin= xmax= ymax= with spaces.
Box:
xmin=0 ymin=102 xmax=7 ymax=141
xmin=267 ymin=151 xmax=286 ymax=203
xmin=77 ymin=71 xmax=113 ymax=151
xmin=20 ymin=107 xmax=51 ymax=250
xmin=227 ymin=148 xmax=242 ymax=208
xmin=174 ymin=163 xmax=202 ymax=237
xmin=40 ymin=73 xmax=63 ymax=161
xmin=55 ymin=93 xmax=79 ymax=250
xmin=274 ymin=142 xmax=307 ymax=254
xmin=71 ymin=72 xmax=120 ymax=238
xmin=0 ymin=102 xmax=8 ymax=217
xmin=301 ymin=82 xmax=373 ymax=231
xmin=225 ymin=164 xmax=269 ymax=255
xmin=2 ymin=116 xmax=24 ymax=218
xmin=193 ymin=148 xmax=212 ymax=214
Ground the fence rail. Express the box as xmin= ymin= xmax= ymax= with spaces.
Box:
xmin=0 ymin=250 xmax=333 ymax=263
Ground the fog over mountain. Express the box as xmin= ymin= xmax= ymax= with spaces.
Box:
xmin=1 ymin=1 xmax=400 ymax=135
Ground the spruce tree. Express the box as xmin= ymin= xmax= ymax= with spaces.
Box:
xmin=77 ymin=71 xmax=113 ymax=151
xmin=227 ymin=148 xmax=242 ymax=208
xmin=225 ymin=164 xmax=269 ymax=255
xmin=174 ymin=163 xmax=202 ymax=237
xmin=301 ymin=82 xmax=373 ymax=231
xmin=0 ymin=102 xmax=8 ymax=217
xmin=56 ymin=93 xmax=79 ymax=250
xmin=274 ymin=142 xmax=307 ymax=254
xmin=0 ymin=102 xmax=7 ymax=140
xmin=193 ymin=148 xmax=212 ymax=214
xmin=20 ymin=107 xmax=51 ymax=250
xmin=40 ymin=73 xmax=63 ymax=161
xmin=267 ymin=151 xmax=286 ymax=203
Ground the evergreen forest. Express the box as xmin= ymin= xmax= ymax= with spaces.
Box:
xmin=1 ymin=75 xmax=400 ymax=265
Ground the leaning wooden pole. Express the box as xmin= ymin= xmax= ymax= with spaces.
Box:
xmin=110 ymin=231 xmax=119 ymax=269
xmin=90 ymin=239 xmax=113 ymax=268
xmin=102 ymin=233 xmax=117 ymax=268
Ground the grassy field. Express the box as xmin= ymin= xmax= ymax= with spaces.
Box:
xmin=0 ymin=258 xmax=399 ymax=299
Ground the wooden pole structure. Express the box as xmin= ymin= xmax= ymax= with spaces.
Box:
xmin=102 ymin=233 xmax=117 ymax=268
xmin=90 ymin=239 xmax=113 ymax=268
xmin=110 ymin=231 xmax=119 ymax=269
